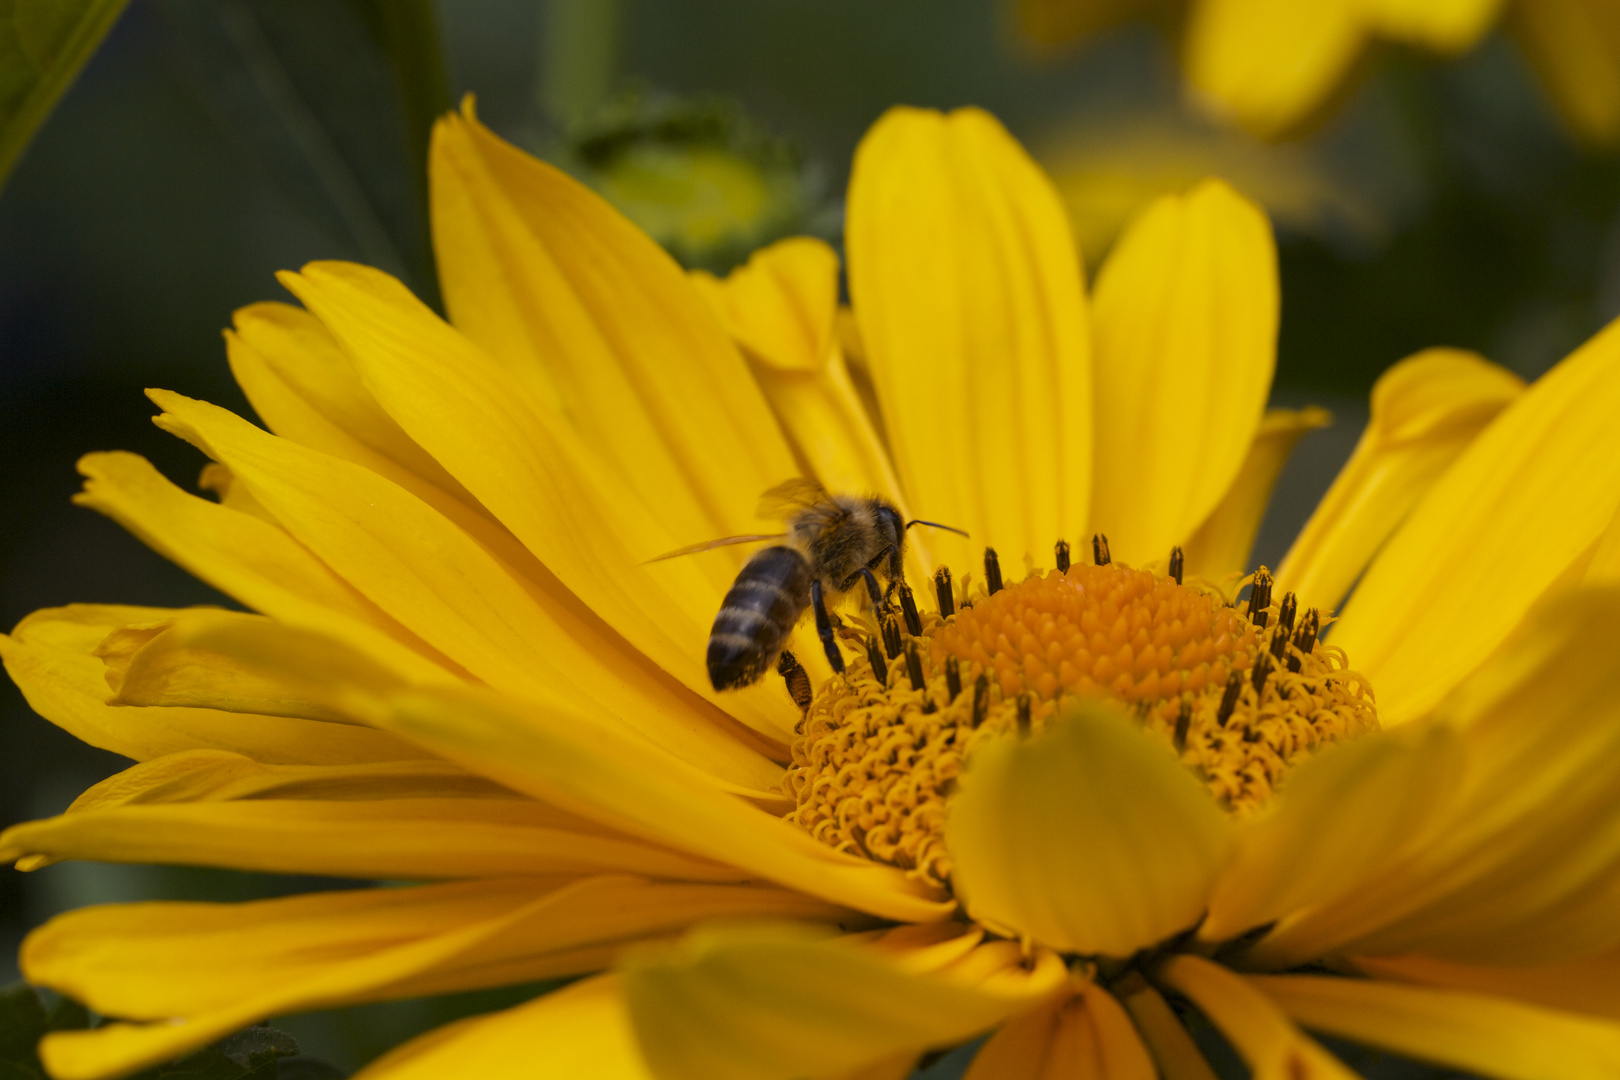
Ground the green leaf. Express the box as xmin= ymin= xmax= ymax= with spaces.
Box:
xmin=0 ymin=0 xmax=132 ymax=189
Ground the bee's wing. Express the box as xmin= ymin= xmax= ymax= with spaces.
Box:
xmin=756 ymin=477 xmax=831 ymax=521
xmin=643 ymin=533 xmax=787 ymax=563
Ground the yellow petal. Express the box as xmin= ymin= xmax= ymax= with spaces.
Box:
xmin=693 ymin=237 xmax=909 ymax=530
xmin=1584 ymin=502 xmax=1620 ymax=585
xmin=1 ymin=605 xmax=424 ymax=765
xmin=621 ymin=923 xmax=1067 ymax=1080
xmin=429 ymin=105 xmax=795 ymax=538
xmin=63 ymin=750 xmax=510 ymax=813
xmin=102 ymin=613 xmax=358 ymax=723
xmin=37 ymin=875 xmax=753 ymax=1080
xmin=148 ymin=391 xmax=786 ymax=787
xmin=276 ymin=261 xmax=797 ymax=741
xmin=1511 ymin=0 xmax=1620 ymax=146
xmin=352 ymin=975 xmax=651 ymax=1080
xmin=1332 ymin=319 xmax=1620 ymax=726
xmin=1247 ymin=587 xmax=1620 ymax=968
xmin=1155 ymin=956 xmax=1359 ymax=1080
xmin=690 ymin=236 xmax=838 ymax=373
xmin=946 ymin=700 xmax=1231 ymax=956
xmin=1354 ymin=951 xmax=1620 ymax=1023
xmin=74 ymin=450 xmax=450 ymax=683
xmin=1181 ymin=406 xmax=1331 ymax=581
xmin=1183 ymin=0 xmax=1364 ymax=139
xmin=152 ymin=612 xmax=945 ymax=922
xmin=1358 ymin=0 xmax=1503 ymax=51
xmin=26 ymin=875 xmax=848 ymax=1023
xmin=1201 ymin=720 xmax=1466 ymax=943
xmin=1250 ymin=973 xmax=1620 ymax=1080
xmin=227 ymin=303 xmax=561 ymax=595
xmin=1089 ymin=179 xmax=1278 ymax=567
xmin=1276 ymin=348 xmax=1522 ymax=615
xmin=846 ymin=106 xmax=1092 ymax=574
xmin=1118 ymin=982 xmax=1221 ymax=1080
xmin=381 ymin=684 xmax=953 ymax=922
xmin=228 ymin=301 xmax=469 ymax=496
xmin=964 ymin=983 xmax=1156 ymax=1080
xmin=1 ymin=798 xmax=738 ymax=882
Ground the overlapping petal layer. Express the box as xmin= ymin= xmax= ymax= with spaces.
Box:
xmin=1233 ymin=588 xmax=1620 ymax=967
xmin=1333 ymin=319 xmax=1620 ymax=724
xmin=1277 ymin=348 xmax=1522 ymax=614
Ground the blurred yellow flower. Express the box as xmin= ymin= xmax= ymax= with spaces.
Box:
xmin=6 ymin=101 xmax=1620 ymax=1080
xmin=1022 ymin=0 xmax=1620 ymax=144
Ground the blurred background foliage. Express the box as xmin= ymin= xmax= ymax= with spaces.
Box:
xmin=2 ymin=0 xmax=1617 ymax=1074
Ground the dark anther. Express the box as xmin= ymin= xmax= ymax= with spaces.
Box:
xmin=1169 ymin=546 xmax=1184 ymax=585
xmin=935 ymin=566 xmax=955 ymax=617
xmin=881 ymin=617 xmax=904 ymax=660
xmin=904 ymin=640 xmax=927 ymax=692
xmin=1278 ymin=592 xmax=1298 ymax=636
xmin=1093 ymin=533 xmax=1112 ymax=566
xmin=970 ymin=674 xmax=989 ymax=728
xmin=1251 ymin=653 xmax=1272 ymax=694
xmin=1173 ymin=701 xmax=1192 ymax=753
xmin=1055 ymin=540 xmax=1071 ymax=573
xmin=1289 ymin=609 xmax=1320 ymax=672
xmin=1269 ymin=626 xmax=1289 ymax=662
xmin=1246 ymin=568 xmax=1273 ymax=628
xmin=1216 ymin=671 xmax=1243 ymax=726
xmin=898 ymin=583 xmax=923 ymax=636
xmin=1016 ymin=694 xmax=1032 ymax=736
xmin=865 ymin=637 xmax=889 ymax=686
xmin=776 ymin=650 xmax=813 ymax=713
xmin=985 ymin=548 xmax=1004 ymax=595
xmin=945 ymin=655 xmax=962 ymax=703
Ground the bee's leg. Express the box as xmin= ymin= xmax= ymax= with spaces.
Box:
xmin=810 ymin=579 xmax=845 ymax=674
xmin=836 ymin=565 xmax=887 ymax=612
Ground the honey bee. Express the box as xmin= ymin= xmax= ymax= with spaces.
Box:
xmin=649 ymin=479 xmax=965 ymax=691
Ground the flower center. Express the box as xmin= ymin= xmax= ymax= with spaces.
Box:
xmin=782 ymin=544 xmax=1379 ymax=887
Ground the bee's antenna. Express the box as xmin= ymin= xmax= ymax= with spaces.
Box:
xmin=905 ymin=519 xmax=970 ymax=539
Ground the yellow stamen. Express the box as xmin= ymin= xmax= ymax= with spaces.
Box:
xmin=783 ymin=557 xmax=1379 ymax=887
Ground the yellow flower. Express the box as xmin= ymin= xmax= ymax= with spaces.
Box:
xmin=5 ymin=101 xmax=1620 ymax=1080
xmin=1021 ymin=0 xmax=1620 ymax=144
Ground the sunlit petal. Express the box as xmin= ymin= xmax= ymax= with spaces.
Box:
xmin=1089 ymin=179 xmax=1278 ymax=567
xmin=847 ymin=105 xmax=1091 ymax=573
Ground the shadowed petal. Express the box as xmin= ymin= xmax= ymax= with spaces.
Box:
xmin=621 ymin=923 xmax=1066 ymax=1080
xmin=1181 ymin=406 xmax=1331 ymax=582
xmin=1156 ymin=956 xmax=1358 ymax=1080
xmin=1251 ymin=974 xmax=1620 ymax=1080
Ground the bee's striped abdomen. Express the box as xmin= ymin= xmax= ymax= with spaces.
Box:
xmin=707 ymin=545 xmax=811 ymax=691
